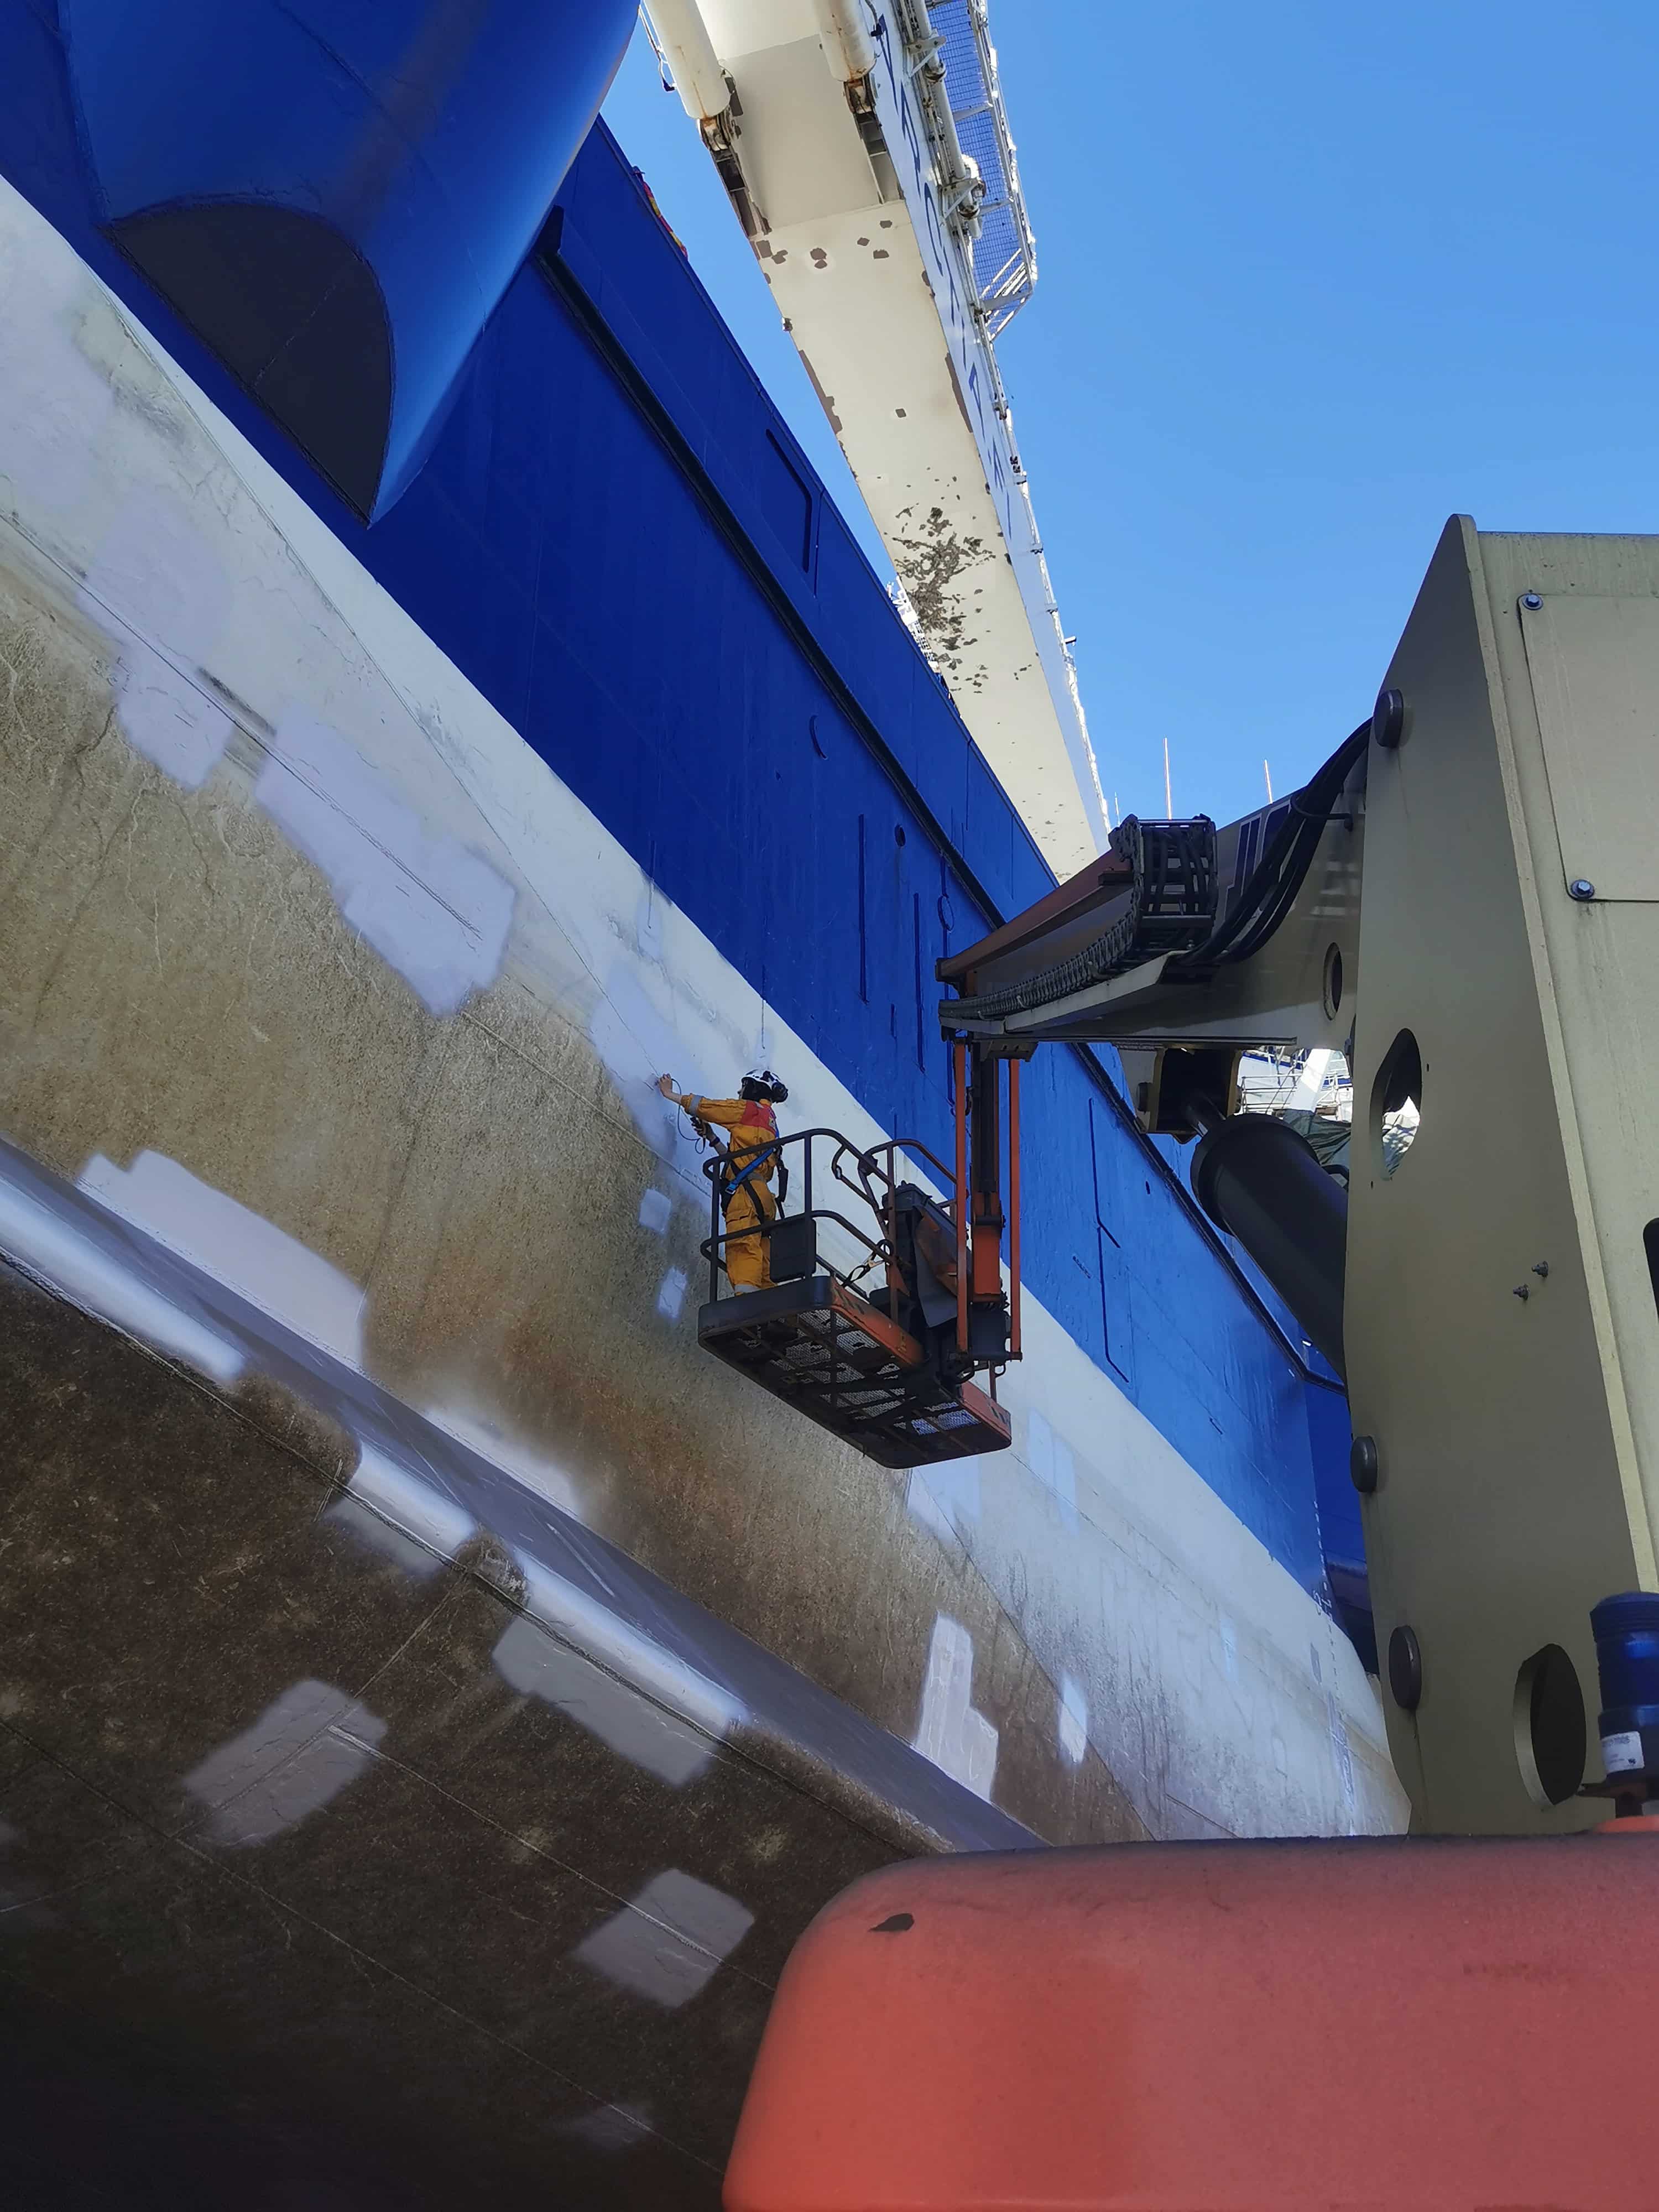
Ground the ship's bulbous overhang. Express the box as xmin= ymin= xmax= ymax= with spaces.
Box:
xmin=105 ymin=202 xmax=392 ymax=518
xmin=60 ymin=0 xmax=635 ymax=517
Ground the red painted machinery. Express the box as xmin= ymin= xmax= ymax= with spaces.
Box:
xmin=724 ymin=1824 xmax=1659 ymax=2210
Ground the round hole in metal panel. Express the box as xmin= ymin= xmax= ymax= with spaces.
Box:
xmin=1513 ymin=1642 xmax=1587 ymax=1807
xmin=1370 ymin=1028 xmax=1422 ymax=1180
xmin=1322 ymin=942 xmax=1343 ymax=1019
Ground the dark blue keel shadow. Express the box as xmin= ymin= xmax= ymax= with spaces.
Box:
xmin=60 ymin=0 xmax=635 ymax=517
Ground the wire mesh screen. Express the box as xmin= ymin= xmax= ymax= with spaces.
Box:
xmin=926 ymin=0 xmax=1036 ymax=333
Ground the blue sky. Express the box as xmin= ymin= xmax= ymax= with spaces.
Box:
xmin=604 ymin=4 xmax=1658 ymax=830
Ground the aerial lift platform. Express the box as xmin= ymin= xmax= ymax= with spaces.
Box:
xmin=695 ymin=1120 xmax=1015 ymax=1468
xmin=722 ymin=521 xmax=1659 ymax=2205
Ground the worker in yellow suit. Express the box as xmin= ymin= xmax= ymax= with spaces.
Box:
xmin=658 ymin=1068 xmax=789 ymax=1292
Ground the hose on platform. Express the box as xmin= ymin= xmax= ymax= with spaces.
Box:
xmin=1183 ymin=719 xmax=1369 ymax=971
xmin=945 ymin=721 xmax=1368 ymax=1023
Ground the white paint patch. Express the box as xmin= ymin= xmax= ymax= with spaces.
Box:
xmin=905 ymin=1461 xmax=982 ymax=1543
xmin=182 ymin=1679 xmax=386 ymax=1846
xmin=516 ymin=1561 xmax=746 ymax=1747
xmin=419 ymin=1404 xmax=584 ymax=1521
xmin=587 ymin=964 xmax=695 ymax=1153
xmin=1048 ymin=1430 xmax=1078 ymax=1527
xmin=1219 ymin=1615 xmax=1240 ymax=1683
xmin=0 ymin=218 xmax=115 ymax=513
xmin=78 ymin=1149 xmax=364 ymax=1366
xmin=637 ymin=1188 xmax=672 ymax=1236
xmin=104 ymin=632 xmax=232 ymax=789
xmin=1026 ymin=1408 xmax=1079 ymax=1531
xmin=635 ymin=885 xmax=663 ymax=962
xmin=572 ymin=1869 xmax=753 ymax=2010
xmin=493 ymin=1616 xmax=719 ymax=1786
xmin=323 ymin=1495 xmax=447 ymax=1580
xmin=912 ymin=1615 xmax=998 ymax=1802
xmin=1326 ymin=1690 xmax=1358 ymax=1828
xmin=0 ymin=1171 xmax=243 ymax=1383
xmin=77 ymin=492 xmax=233 ymax=787
xmin=655 ymin=1266 xmax=687 ymax=1321
xmin=905 ymin=1474 xmax=951 ymax=1542
xmin=1057 ymin=1672 xmax=1089 ymax=1767
xmin=255 ymin=708 xmax=514 ymax=1017
xmin=343 ymin=1443 xmax=475 ymax=1563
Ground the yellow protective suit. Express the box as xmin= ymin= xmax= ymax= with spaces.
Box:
xmin=684 ymin=1094 xmax=779 ymax=1292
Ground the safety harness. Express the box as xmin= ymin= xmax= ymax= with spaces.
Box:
xmin=722 ymin=1138 xmax=787 ymax=1209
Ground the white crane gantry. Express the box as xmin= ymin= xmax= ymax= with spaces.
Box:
xmin=642 ymin=0 xmax=1108 ymax=875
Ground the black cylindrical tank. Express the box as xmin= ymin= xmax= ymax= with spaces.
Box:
xmin=1190 ymin=1109 xmax=1348 ymax=1376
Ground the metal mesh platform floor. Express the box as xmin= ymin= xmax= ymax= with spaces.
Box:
xmin=697 ymin=1276 xmax=1010 ymax=1469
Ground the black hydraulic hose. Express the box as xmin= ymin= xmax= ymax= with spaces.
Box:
xmin=1178 ymin=720 xmax=1368 ymax=972
xmin=943 ymin=721 xmax=1368 ymax=1024
xmin=938 ymin=898 xmax=1144 ymax=1021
